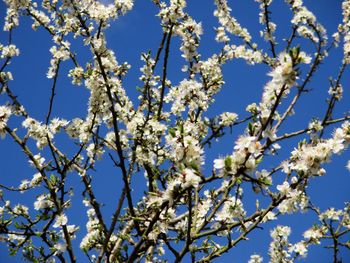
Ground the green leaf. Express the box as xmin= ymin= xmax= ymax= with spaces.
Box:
xmin=261 ymin=177 xmax=272 ymax=186
xmin=169 ymin=128 xmax=176 ymax=137
xmin=189 ymin=162 xmax=199 ymax=172
xmin=86 ymin=69 xmax=93 ymax=76
xmin=255 ymin=156 xmax=263 ymax=165
xmin=248 ymin=122 xmax=254 ymax=135
xmin=224 ymin=156 xmax=232 ymax=171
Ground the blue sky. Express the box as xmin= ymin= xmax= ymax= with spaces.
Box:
xmin=0 ymin=0 xmax=349 ymax=262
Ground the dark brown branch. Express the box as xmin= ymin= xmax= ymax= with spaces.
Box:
xmin=157 ymin=25 xmax=173 ymax=120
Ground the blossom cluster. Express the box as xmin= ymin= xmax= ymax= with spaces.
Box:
xmin=285 ymin=0 xmax=327 ymax=44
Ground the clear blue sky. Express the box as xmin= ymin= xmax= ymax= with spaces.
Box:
xmin=0 ymin=0 xmax=349 ymax=262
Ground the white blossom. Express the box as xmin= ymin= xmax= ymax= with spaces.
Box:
xmin=0 ymin=105 xmax=11 ymax=138
xmin=219 ymin=112 xmax=238 ymax=126
xmin=53 ymin=214 xmax=68 ymax=228
xmin=290 ymin=241 xmax=307 ymax=257
xmin=319 ymin=208 xmax=342 ymax=221
xmin=54 ymin=243 xmax=67 ymax=254
xmin=34 ymin=194 xmax=54 ymax=210
xmin=0 ymin=44 xmax=19 ymax=58
xmin=180 ymin=168 xmax=201 ymax=188
xmin=248 ymin=254 xmax=263 ymax=263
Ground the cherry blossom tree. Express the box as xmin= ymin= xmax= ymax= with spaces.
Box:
xmin=0 ymin=0 xmax=350 ymax=262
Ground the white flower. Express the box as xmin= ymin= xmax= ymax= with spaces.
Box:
xmin=215 ymin=26 xmax=230 ymax=42
xmin=29 ymin=154 xmax=46 ymax=168
xmin=13 ymin=205 xmax=29 ymax=216
xmin=328 ymin=84 xmax=343 ymax=100
xmin=53 ymin=214 xmax=68 ymax=228
xmin=181 ymin=168 xmax=201 ymax=188
xmin=303 ymin=227 xmax=324 ymax=244
xmin=64 ymin=225 xmax=79 ymax=240
xmin=8 ymin=234 xmax=25 ymax=243
xmin=54 ymin=243 xmax=67 ymax=254
xmin=49 ymin=45 xmax=70 ymax=61
xmin=268 ymin=52 xmax=296 ymax=87
xmin=68 ymin=66 xmax=84 ymax=85
xmin=49 ymin=118 xmax=69 ymax=133
xmin=308 ymin=119 xmax=323 ymax=132
xmin=256 ymin=169 xmax=272 ymax=186
xmin=219 ymin=112 xmax=238 ymax=126
xmin=0 ymin=105 xmax=11 ymax=138
xmin=269 ymin=225 xmax=292 ymax=262
xmin=346 ymin=160 xmax=350 ymax=172
xmin=215 ymin=196 xmax=246 ymax=222
xmin=86 ymin=143 xmax=104 ymax=160
xmin=30 ymin=173 xmax=43 ymax=186
xmin=342 ymin=0 xmax=350 ymax=63
xmin=34 ymin=194 xmax=54 ymax=210
xmin=19 ymin=180 xmax=30 ymax=192
xmin=214 ymin=0 xmax=252 ymax=42
xmin=276 ymin=181 xmax=290 ymax=194
xmin=248 ymin=254 xmax=263 ymax=263
xmin=245 ymin=156 xmax=257 ymax=170
xmin=319 ymin=208 xmax=342 ymax=221
xmin=246 ymin=103 xmax=259 ymax=114
xmin=165 ymin=79 xmax=208 ymax=115
xmin=213 ymin=158 xmax=225 ymax=170
xmin=22 ymin=117 xmax=52 ymax=149
xmin=234 ymin=135 xmax=261 ymax=154
xmin=1 ymin=44 xmax=19 ymax=58
xmin=290 ymin=241 xmax=307 ymax=257
xmin=262 ymin=128 xmax=277 ymax=141
xmin=262 ymin=211 xmax=277 ymax=223
xmin=299 ymin=51 xmax=311 ymax=64
xmin=271 ymin=225 xmax=291 ymax=240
